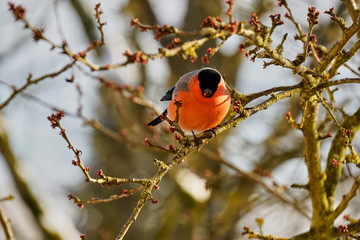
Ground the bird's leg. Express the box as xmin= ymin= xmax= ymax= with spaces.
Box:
xmin=191 ymin=131 xmax=203 ymax=150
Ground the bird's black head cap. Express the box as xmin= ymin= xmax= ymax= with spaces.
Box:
xmin=198 ymin=68 xmax=221 ymax=98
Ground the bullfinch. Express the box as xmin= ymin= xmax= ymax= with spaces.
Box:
xmin=148 ymin=68 xmax=231 ymax=134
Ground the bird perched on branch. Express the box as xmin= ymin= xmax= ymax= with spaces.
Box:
xmin=148 ymin=67 xmax=231 ymax=134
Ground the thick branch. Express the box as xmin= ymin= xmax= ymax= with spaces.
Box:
xmin=315 ymin=16 xmax=360 ymax=75
xmin=325 ymin=107 xmax=360 ymax=208
xmin=301 ymin=94 xmax=330 ymax=231
xmin=327 ymin=39 xmax=360 ymax=78
xmin=292 ymin=219 xmax=360 ymax=239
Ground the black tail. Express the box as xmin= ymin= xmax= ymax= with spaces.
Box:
xmin=147 ymin=109 xmax=167 ymax=126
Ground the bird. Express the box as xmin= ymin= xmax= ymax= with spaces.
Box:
xmin=147 ymin=67 xmax=231 ymax=134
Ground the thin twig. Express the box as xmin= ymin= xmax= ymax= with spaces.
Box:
xmin=48 ymin=114 xmax=150 ymax=187
xmin=0 ymin=196 xmax=14 ymax=202
xmin=68 ymin=186 xmax=143 ymax=208
xmin=0 ymin=204 xmax=15 ymax=240
xmin=344 ymin=63 xmax=360 ymax=77
xmin=331 ymin=178 xmax=360 ymax=221
xmin=202 ymin=149 xmax=312 ymax=220
xmin=0 ymin=61 xmax=75 ymax=110
xmin=315 ymin=92 xmax=350 ymax=145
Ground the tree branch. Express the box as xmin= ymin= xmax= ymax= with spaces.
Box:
xmin=324 ymin=107 xmax=360 ymax=208
xmin=315 ymin=16 xmax=360 ymax=75
xmin=0 ymin=61 xmax=75 ymax=110
xmin=301 ymin=94 xmax=330 ymax=233
xmin=327 ymin=39 xmax=360 ymax=78
xmin=0 ymin=203 xmax=15 ymax=240
xmin=343 ymin=0 xmax=360 ymax=38
xmin=202 ymin=149 xmax=311 ymax=220
xmin=330 ymin=178 xmax=360 ymax=222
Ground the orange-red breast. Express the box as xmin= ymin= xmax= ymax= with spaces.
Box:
xmin=148 ymin=68 xmax=231 ymax=134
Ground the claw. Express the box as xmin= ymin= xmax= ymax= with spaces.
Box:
xmin=191 ymin=131 xmax=203 ymax=150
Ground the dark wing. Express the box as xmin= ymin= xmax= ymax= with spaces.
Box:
xmin=147 ymin=86 xmax=174 ymax=126
xmin=147 ymin=109 xmax=168 ymax=126
xmin=160 ymin=86 xmax=175 ymax=101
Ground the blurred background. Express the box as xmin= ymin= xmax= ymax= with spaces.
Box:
xmin=1 ymin=0 xmax=360 ymax=239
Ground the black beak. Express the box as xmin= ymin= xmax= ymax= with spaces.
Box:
xmin=203 ymin=88 xmax=214 ymax=98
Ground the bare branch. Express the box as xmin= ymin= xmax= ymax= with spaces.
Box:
xmin=202 ymin=149 xmax=311 ymax=220
xmin=343 ymin=0 xmax=360 ymax=38
xmin=315 ymin=16 xmax=360 ymax=75
xmin=331 ymin=178 xmax=360 ymax=221
xmin=0 ymin=203 xmax=15 ymax=240
xmin=0 ymin=61 xmax=75 ymax=110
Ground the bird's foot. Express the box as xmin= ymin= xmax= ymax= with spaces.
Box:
xmin=191 ymin=131 xmax=203 ymax=150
